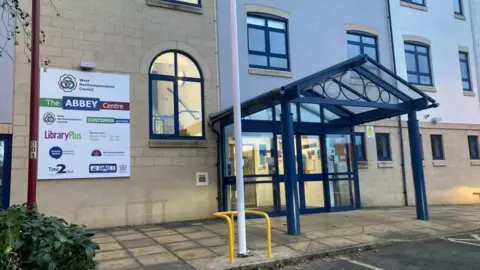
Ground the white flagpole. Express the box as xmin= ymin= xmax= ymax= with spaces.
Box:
xmin=229 ymin=0 xmax=248 ymax=256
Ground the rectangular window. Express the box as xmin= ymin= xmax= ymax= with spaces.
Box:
xmin=376 ymin=133 xmax=391 ymax=161
xmin=402 ymin=0 xmax=425 ymax=6
xmin=454 ymin=0 xmax=463 ymax=15
xmin=247 ymin=14 xmax=289 ymax=71
xmin=468 ymin=136 xmax=479 ymax=160
xmin=354 ymin=133 xmax=367 ymax=161
xmin=459 ymin=51 xmax=472 ymax=91
xmin=420 ymin=134 xmax=424 ymax=160
xmin=160 ymin=0 xmax=200 ymax=7
xmin=431 ymin=135 xmax=445 ymax=160
xmin=347 ymin=32 xmax=379 ymax=61
xmin=405 ymin=42 xmax=433 ymax=86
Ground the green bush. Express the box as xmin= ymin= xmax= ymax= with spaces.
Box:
xmin=0 ymin=204 xmax=99 ymax=270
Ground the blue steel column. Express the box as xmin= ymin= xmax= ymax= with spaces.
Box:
xmin=281 ymin=102 xmax=301 ymax=235
xmin=350 ymin=125 xmax=361 ymax=209
xmin=407 ymin=111 xmax=429 ymax=220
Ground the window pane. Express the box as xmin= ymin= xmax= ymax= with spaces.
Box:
xmin=150 ymin=52 xmax=175 ymax=76
xmin=267 ymin=20 xmax=286 ymax=30
xmin=175 ymin=0 xmax=199 ymax=5
xmin=304 ymin=182 xmax=325 ymax=209
xmin=364 ymin=46 xmax=377 ymax=60
xmin=407 ymin=74 xmax=419 ymax=84
xmin=376 ymin=134 xmax=390 ymax=160
xmin=412 ymin=0 xmax=424 ymax=4
xmin=405 ymin=44 xmax=416 ymax=51
xmin=418 ymin=55 xmax=430 ymax=73
xmin=177 ymin=53 xmax=200 ymax=78
xmin=248 ymin=28 xmax=266 ymax=52
xmin=300 ymin=103 xmax=321 ymax=123
xmin=152 ymin=81 xmax=175 ymax=134
xmin=419 ymin=76 xmax=431 ymax=85
xmin=454 ymin=0 xmax=462 ymax=13
xmin=463 ymin=81 xmax=471 ymax=90
xmin=355 ymin=134 xmax=366 ymax=161
xmin=269 ymin=31 xmax=286 ymax=55
xmin=405 ymin=53 xmax=417 ymax=72
xmin=348 ymin=44 xmax=361 ymax=58
xmin=416 ymin=46 xmax=428 ymax=54
xmin=270 ymin=57 xmax=288 ymax=69
xmin=243 ymin=108 xmax=274 ymax=121
xmin=247 ymin=16 xmax=265 ymax=26
xmin=431 ymin=135 xmax=444 ymax=160
xmin=362 ymin=36 xmax=376 ymax=45
xmin=460 ymin=61 xmax=469 ymax=79
xmin=300 ymin=136 xmax=322 ymax=174
xmin=347 ymin=34 xmax=361 ymax=42
xmin=275 ymin=104 xmax=298 ymax=122
xmin=459 ymin=52 xmax=467 ymax=61
xmin=249 ymin=54 xmax=267 ymax=66
xmin=330 ymin=181 xmax=352 ymax=207
xmin=469 ymin=136 xmax=479 ymax=159
xmin=178 ymin=82 xmax=202 ymax=137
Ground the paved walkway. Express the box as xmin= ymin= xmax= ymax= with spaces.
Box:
xmin=92 ymin=205 xmax=480 ymax=270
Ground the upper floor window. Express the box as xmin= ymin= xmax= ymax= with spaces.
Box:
xmin=404 ymin=42 xmax=433 ymax=86
xmin=149 ymin=51 xmax=204 ymax=139
xmin=354 ymin=133 xmax=367 ymax=161
xmin=376 ymin=133 xmax=392 ymax=161
xmin=468 ymin=136 xmax=479 ymax=160
xmin=161 ymin=0 xmax=200 ymax=7
xmin=459 ymin=51 xmax=472 ymax=91
xmin=454 ymin=0 xmax=463 ymax=15
xmin=247 ymin=13 xmax=290 ymax=71
xmin=402 ymin=0 xmax=425 ymax=6
xmin=347 ymin=31 xmax=379 ymax=61
xmin=431 ymin=135 xmax=445 ymax=160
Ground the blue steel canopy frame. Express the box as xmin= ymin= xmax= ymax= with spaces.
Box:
xmin=210 ymin=54 xmax=438 ymax=235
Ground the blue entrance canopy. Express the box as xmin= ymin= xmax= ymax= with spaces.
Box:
xmin=210 ymin=54 xmax=438 ymax=126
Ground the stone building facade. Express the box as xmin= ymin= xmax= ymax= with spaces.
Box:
xmin=9 ymin=0 xmax=219 ymax=228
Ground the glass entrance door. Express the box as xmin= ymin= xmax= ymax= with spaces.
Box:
xmin=325 ymin=134 xmax=355 ymax=211
xmin=0 ymin=135 xmax=12 ymax=209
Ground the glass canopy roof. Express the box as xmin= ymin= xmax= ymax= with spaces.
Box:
xmin=210 ymin=55 xmax=437 ymax=126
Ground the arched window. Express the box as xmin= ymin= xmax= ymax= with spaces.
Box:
xmin=149 ymin=51 xmax=204 ymax=139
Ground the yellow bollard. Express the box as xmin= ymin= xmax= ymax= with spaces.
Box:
xmin=214 ymin=210 xmax=273 ymax=262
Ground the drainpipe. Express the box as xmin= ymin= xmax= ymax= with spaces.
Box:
xmin=210 ymin=121 xmax=222 ymax=212
xmin=469 ymin=0 xmax=480 ymax=97
xmin=387 ymin=0 xmax=409 ymax=206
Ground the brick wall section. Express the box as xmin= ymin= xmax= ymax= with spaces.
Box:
xmin=12 ymin=0 xmax=219 ymax=228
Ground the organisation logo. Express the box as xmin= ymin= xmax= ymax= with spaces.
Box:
xmin=87 ymin=117 xmax=130 ymax=124
xmin=44 ymin=130 xmax=81 ymax=141
xmin=119 ymin=164 xmax=128 ymax=173
xmin=48 ymin=164 xmax=74 ymax=175
xmin=58 ymin=74 xmax=77 ymax=92
xmin=43 ymin=112 xmax=56 ymax=125
xmin=49 ymin=146 xmax=74 ymax=159
xmin=89 ymin=164 xmax=117 ymax=174
xmin=91 ymin=149 xmax=102 ymax=157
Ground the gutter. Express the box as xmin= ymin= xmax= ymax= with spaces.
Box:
xmin=213 ymin=0 xmax=222 ymax=212
xmin=469 ymin=0 xmax=480 ymax=100
xmin=387 ymin=0 xmax=409 ymax=206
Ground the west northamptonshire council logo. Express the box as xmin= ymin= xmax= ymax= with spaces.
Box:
xmin=43 ymin=112 xmax=56 ymax=125
xmin=58 ymin=74 xmax=77 ymax=92
xmin=91 ymin=149 xmax=102 ymax=157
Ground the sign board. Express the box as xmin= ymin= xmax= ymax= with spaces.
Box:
xmin=366 ymin=126 xmax=375 ymax=140
xmin=38 ymin=68 xmax=130 ymax=179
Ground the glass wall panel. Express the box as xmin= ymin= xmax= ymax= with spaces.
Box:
xmin=277 ymin=135 xmax=297 ymax=175
xmin=226 ymin=184 xmax=276 ymax=212
xmin=329 ymin=180 xmax=352 ymax=207
xmin=300 ymin=136 xmax=322 ymax=174
xmin=224 ymin=127 xmax=275 ymax=176
xmin=326 ymin=135 xmax=351 ymax=173
xmin=304 ymin=181 xmax=325 ymax=208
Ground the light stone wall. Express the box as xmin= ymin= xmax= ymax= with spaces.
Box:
xmin=357 ymin=120 xmax=480 ymax=208
xmin=11 ymin=0 xmax=219 ymax=228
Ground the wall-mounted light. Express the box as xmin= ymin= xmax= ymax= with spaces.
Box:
xmin=80 ymin=61 xmax=96 ymax=71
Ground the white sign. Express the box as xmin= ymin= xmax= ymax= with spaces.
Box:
xmin=38 ymin=68 xmax=130 ymax=179
xmin=366 ymin=126 xmax=375 ymax=140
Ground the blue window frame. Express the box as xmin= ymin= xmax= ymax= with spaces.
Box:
xmin=354 ymin=133 xmax=367 ymax=161
xmin=405 ymin=42 xmax=433 ymax=86
xmin=160 ymin=0 xmax=201 ymax=7
xmin=459 ymin=51 xmax=472 ymax=91
xmin=247 ymin=13 xmax=290 ymax=71
xmin=0 ymin=135 xmax=12 ymax=209
xmin=402 ymin=0 xmax=425 ymax=6
xmin=347 ymin=31 xmax=379 ymax=61
xmin=149 ymin=51 xmax=205 ymax=139
xmin=454 ymin=0 xmax=463 ymax=15
xmin=376 ymin=133 xmax=391 ymax=161
xmin=468 ymin=136 xmax=479 ymax=160
xmin=431 ymin=135 xmax=445 ymax=160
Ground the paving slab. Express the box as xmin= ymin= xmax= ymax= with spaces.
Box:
xmin=136 ymin=252 xmax=179 ymax=266
xmin=164 ymin=240 xmax=202 ymax=251
xmin=121 ymin=238 xmax=158 ymax=249
xmin=129 ymin=245 xmax=168 ymax=256
xmin=99 ymin=242 xmax=124 ymax=251
xmin=154 ymin=234 xmax=189 ymax=244
xmin=316 ymin=236 xmax=359 ymax=248
xmin=184 ymin=231 xmax=219 ymax=240
xmin=115 ymin=233 xmax=148 ymax=241
xmin=175 ymin=248 xmax=217 ymax=260
xmin=145 ymin=229 xmax=178 ymax=238
xmin=96 ymin=250 xmax=130 ymax=261
xmin=98 ymin=258 xmax=140 ymax=270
